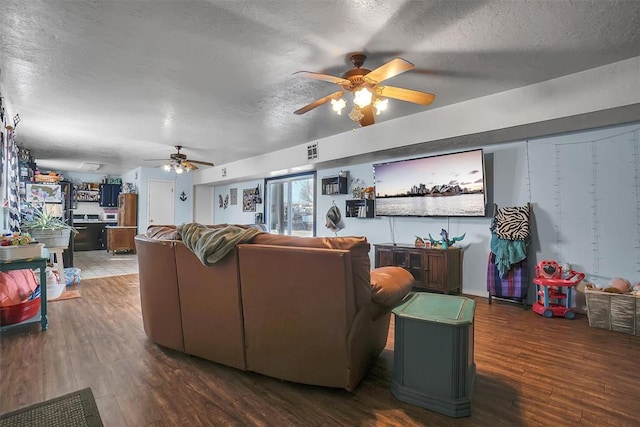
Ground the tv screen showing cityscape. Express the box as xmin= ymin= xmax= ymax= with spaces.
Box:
xmin=373 ymin=149 xmax=486 ymax=217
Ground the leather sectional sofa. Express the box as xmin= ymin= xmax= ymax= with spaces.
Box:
xmin=135 ymin=225 xmax=414 ymax=391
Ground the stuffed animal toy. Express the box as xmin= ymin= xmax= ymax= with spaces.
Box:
xmin=605 ymin=277 xmax=631 ymax=294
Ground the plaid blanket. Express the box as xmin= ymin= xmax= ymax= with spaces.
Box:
xmin=177 ymin=223 xmax=263 ymax=266
xmin=486 ymin=252 xmax=528 ymax=300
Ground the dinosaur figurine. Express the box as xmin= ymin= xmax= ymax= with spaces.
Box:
xmin=428 ymin=229 xmax=466 ymax=249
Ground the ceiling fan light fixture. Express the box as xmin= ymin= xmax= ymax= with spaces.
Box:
xmin=348 ymin=106 xmax=364 ymax=122
xmin=163 ymin=164 xmax=172 ymax=172
xmin=373 ymin=98 xmax=388 ymax=115
xmin=353 ymin=87 xmax=372 ymax=108
xmin=331 ymin=98 xmax=346 ymax=115
xmin=175 ymin=164 xmax=184 ymax=174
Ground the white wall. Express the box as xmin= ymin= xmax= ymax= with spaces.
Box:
xmin=207 ymin=122 xmax=640 ymax=299
xmin=213 ymin=180 xmax=263 ymax=225
xmin=193 ymin=185 xmax=214 ymax=224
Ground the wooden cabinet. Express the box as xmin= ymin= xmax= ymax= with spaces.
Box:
xmin=374 ymin=243 xmax=463 ymax=294
xmin=99 ymin=183 xmax=121 ymax=207
xmin=74 ymin=223 xmax=103 ymax=251
xmin=106 ymin=227 xmax=137 ymax=254
xmin=118 ymin=193 xmax=137 ymax=226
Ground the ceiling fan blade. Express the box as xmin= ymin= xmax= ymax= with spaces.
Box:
xmin=364 ymin=58 xmax=414 ymax=84
xmin=143 ymin=158 xmax=169 ymax=162
xmin=294 ymin=91 xmax=344 ymax=115
xmin=376 ymin=86 xmax=435 ymax=105
xmin=293 ymin=71 xmax=350 ymax=86
xmin=182 ymin=161 xmax=199 ymax=171
xmin=359 ymin=105 xmax=375 ymax=127
xmin=187 ymin=159 xmax=214 ymax=166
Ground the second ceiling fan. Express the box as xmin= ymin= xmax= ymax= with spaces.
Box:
xmin=293 ymin=54 xmax=435 ymax=127
xmin=144 ymin=145 xmax=214 ymax=173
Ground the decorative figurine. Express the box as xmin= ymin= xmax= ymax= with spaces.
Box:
xmin=428 ymin=229 xmax=466 ymax=249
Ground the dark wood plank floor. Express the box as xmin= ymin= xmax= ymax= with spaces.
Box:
xmin=1 ymin=274 xmax=639 ymax=426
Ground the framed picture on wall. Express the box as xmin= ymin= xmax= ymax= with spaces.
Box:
xmin=243 ymin=188 xmax=256 ymax=212
xmin=26 ymin=183 xmax=62 ymax=203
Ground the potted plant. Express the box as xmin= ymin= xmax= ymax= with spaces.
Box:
xmin=20 ymin=205 xmax=78 ymax=248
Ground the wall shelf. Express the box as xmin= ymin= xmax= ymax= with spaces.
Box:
xmin=345 ymin=199 xmax=374 ymax=218
xmin=321 ymin=175 xmax=348 ymax=195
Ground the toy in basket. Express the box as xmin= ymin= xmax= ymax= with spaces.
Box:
xmin=532 ymin=260 xmax=585 ymax=319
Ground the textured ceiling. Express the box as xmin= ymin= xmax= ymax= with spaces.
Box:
xmin=1 ymin=0 xmax=639 ymax=175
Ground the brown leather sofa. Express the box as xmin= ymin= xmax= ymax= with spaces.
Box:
xmin=135 ymin=225 xmax=414 ymax=391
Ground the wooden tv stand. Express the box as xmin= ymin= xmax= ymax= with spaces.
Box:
xmin=374 ymin=243 xmax=462 ymax=294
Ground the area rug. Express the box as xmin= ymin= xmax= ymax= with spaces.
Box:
xmin=49 ymin=288 xmax=81 ymax=302
xmin=0 ymin=388 xmax=103 ymax=427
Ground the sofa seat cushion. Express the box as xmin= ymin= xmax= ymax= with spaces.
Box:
xmin=369 ymin=267 xmax=415 ymax=319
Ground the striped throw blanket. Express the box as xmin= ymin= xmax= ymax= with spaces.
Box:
xmin=495 ymin=205 xmax=530 ymax=240
xmin=177 ymin=223 xmax=263 ymax=266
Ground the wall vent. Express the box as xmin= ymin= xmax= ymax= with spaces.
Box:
xmin=221 ymin=167 xmax=227 ymax=177
xmin=307 ymin=143 xmax=318 ymax=160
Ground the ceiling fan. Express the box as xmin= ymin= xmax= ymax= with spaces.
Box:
xmin=293 ymin=54 xmax=435 ymax=127
xmin=144 ymin=145 xmax=214 ymax=173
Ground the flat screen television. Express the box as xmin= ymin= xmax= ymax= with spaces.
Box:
xmin=373 ymin=148 xmax=486 ymax=217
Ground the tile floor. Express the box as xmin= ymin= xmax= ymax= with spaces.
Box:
xmin=72 ymin=250 xmax=139 ymax=279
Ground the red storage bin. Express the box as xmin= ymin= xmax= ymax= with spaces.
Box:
xmin=0 ymin=297 xmax=41 ymax=326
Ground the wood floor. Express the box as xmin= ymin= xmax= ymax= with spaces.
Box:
xmin=1 ymin=274 xmax=639 ymax=427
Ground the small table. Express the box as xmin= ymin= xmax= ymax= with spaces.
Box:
xmin=391 ymin=292 xmax=475 ymax=417
xmin=46 ymin=246 xmax=67 ymax=281
xmin=0 ymin=257 xmax=48 ymax=331
xmin=105 ymin=226 xmax=137 ymax=255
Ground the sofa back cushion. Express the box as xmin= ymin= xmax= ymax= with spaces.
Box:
xmin=251 ymin=234 xmax=372 ymax=310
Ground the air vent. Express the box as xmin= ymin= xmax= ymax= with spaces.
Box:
xmin=307 ymin=143 xmax=318 ymax=160
xmin=221 ymin=167 xmax=227 ymax=177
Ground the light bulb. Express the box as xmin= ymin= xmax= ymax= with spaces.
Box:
xmin=353 ymin=87 xmax=372 ymax=108
xmin=373 ymin=98 xmax=388 ymax=115
xmin=175 ymin=165 xmax=184 ymax=174
xmin=331 ymin=98 xmax=346 ymax=115
xmin=163 ymin=164 xmax=172 ymax=172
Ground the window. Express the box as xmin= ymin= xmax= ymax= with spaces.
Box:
xmin=265 ymin=172 xmax=315 ymax=236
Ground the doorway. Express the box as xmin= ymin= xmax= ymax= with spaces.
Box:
xmin=265 ymin=173 xmax=315 ymax=236
xmin=147 ymin=179 xmax=175 ymax=226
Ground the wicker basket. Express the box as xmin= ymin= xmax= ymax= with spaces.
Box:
xmin=34 ymin=174 xmax=61 ymax=183
xmin=0 ymin=243 xmax=45 ymax=261
xmin=585 ymin=289 xmax=639 ymax=335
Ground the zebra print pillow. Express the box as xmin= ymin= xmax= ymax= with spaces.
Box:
xmin=496 ymin=205 xmax=530 ymax=240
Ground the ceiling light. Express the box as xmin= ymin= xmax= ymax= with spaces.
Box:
xmin=78 ymin=162 xmax=101 ymax=171
xmin=163 ymin=161 xmax=190 ymax=173
xmin=373 ymin=98 xmax=388 ymax=115
xmin=353 ymin=87 xmax=372 ymax=108
xmin=331 ymin=98 xmax=346 ymax=115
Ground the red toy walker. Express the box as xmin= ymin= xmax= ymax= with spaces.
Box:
xmin=532 ymin=260 xmax=585 ymax=319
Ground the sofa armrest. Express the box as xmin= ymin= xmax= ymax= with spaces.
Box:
xmin=369 ymin=266 xmax=415 ymax=320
